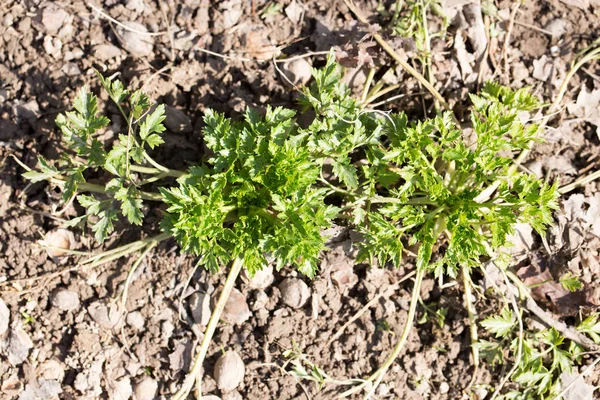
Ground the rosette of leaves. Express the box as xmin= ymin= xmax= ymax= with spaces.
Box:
xmin=159 ymin=107 xmax=339 ymax=277
xmin=357 ymin=82 xmax=559 ymax=276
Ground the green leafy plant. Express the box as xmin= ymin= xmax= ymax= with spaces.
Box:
xmin=21 ymin=54 xmax=584 ymax=400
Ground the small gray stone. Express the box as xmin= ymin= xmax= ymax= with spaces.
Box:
xmin=133 ymin=377 xmax=158 ymax=400
xmin=13 ymin=100 xmax=40 ymax=123
xmin=41 ymin=6 xmax=69 ymax=34
xmin=545 ymin=19 xmax=567 ymax=38
xmin=52 ymin=289 xmax=80 ymax=311
xmin=0 ymin=298 xmax=9 ymax=336
xmin=94 ymin=44 xmax=123 ymax=61
xmin=189 ymin=292 xmax=211 ymax=326
xmin=214 ymin=351 xmax=245 ymax=392
xmin=38 ymin=359 xmax=65 ymax=381
xmin=245 ymin=265 xmax=274 ymax=290
xmin=126 ymin=311 xmax=145 ymax=331
xmin=221 ymin=288 xmax=251 ymax=325
xmin=7 ymin=327 xmax=33 ymax=366
xmin=133 ymin=376 xmax=158 ymax=400
xmin=165 ymin=106 xmax=192 ymax=133
xmin=88 ymin=302 xmax=120 ymax=330
xmin=19 ymin=379 xmax=62 ymax=400
xmin=279 ymin=278 xmax=311 ymax=309
xmin=108 ymin=377 xmax=132 ymax=400
xmin=281 ymin=58 xmax=312 ymax=86
xmin=117 ymin=22 xmax=154 ymax=57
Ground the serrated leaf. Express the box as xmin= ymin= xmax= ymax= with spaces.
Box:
xmin=560 ymin=272 xmax=583 ymax=292
xmin=145 ymin=133 xmax=164 ymax=149
xmin=481 ymin=308 xmax=516 ymax=338
xmin=331 ymin=158 xmax=358 ymax=189
xmin=115 ymin=186 xmax=144 ymax=225
xmin=139 ymin=104 xmax=166 ymax=141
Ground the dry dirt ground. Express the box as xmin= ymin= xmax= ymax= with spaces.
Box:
xmin=1 ymin=0 xmax=600 ymax=399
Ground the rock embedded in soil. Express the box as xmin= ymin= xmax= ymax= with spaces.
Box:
xmin=545 ymin=19 xmax=567 ymax=38
xmin=51 ymin=288 xmax=80 ymax=311
xmin=279 ymin=278 xmax=311 ymax=309
xmin=133 ymin=376 xmax=157 ymax=400
xmin=93 ymin=43 xmax=123 ymax=61
xmin=220 ymin=288 xmax=251 ymax=325
xmin=213 ymin=350 xmax=245 ymax=392
xmin=116 ymin=21 xmax=154 ymax=57
xmin=88 ymin=301 xmax=120 ymax=330
xmin=189 ymin=291 xmax=211 ymax=326
xmin=0 ymin=298 xmax=9 ymax=336
xmin=126 ymin=311 xmax=145 ymax=331
xmin=38 ymin=359 xmax=65 ymax=381
xmin=108 ymin=377 xmax=132 ymax=400
xmin=281 ymin=58 xmax=312 ymax=86
xmin=7 ymin=327 xmax=33 ymax=365
xmin=165 ymin=106 xmax=192 ymax=133
xmin=245 ymin=265 xmax=274 ymax=290
xmin=41 ymin=6 xmax=69 ymax=34
xmin=43 ymin=228 xmax=75 ymax=258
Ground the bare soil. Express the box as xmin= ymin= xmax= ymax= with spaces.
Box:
xmin=1 ymin=0 xmax=600 ymax=399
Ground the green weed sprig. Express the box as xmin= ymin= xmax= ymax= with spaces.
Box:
xmin=21 ymin=54 xmax=586 ymax=399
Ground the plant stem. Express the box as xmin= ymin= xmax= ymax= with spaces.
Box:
xmin=362 ymin=68 xmax=377 ymax=104
xmin=48 ymin=176 xmax=163 ymax=201
xmin=363 ymin=267 xmax=426 ymax=399
xmin=130 ymin=164 xmax=186 ymax=178
xmin=172 ymin=257 xmax=245 ymax=400
xmin=558 ymin=169 xmax=600 ymax=194
xmin=83 ymin=232 xmax=171 ymax=267
xmin=462 ymin=265 xmax=479 ymax=390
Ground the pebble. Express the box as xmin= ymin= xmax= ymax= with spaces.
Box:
xmin=116 ymin=21 xmax=154 ymax=57
xmin=221 ymin=288 xmax=251 ymax=325
xmin=0 ymin=298 xmax=9 ymax=336
xmin=439 ymin=381 xmax=449 ymax=394
xmin=162 ymin=320 xmax=174 ymax=339
xmin=38 ymin=359 xmax=65 ymax=381
xmin=52 ymin=288 xmax=80 ymax=311
xmin=221 ymin=0 xmax=242 ymax=29
xmin=189 ymin=292 xmax=211 ymax=326
xmin=43 ymin=35 xmax=62 ymax=58
xmin=213 ymin=351 xmax=245 ymax=392
xmin=13 ymin=99 xmax=40 ymax=123
xmin=126 ymin=311 xmax=145 ymax=331
xmin=88 ymin=302 xmax=120 ymax=330
xmin=93 ymin=44 xmax=123 ymax=61
xmin=245 ymin=265 xmax=274 ymax=290
xmin=43 ymin=228 xmax=75 ymax=258
xmin=281 ymin=58 xmax=312 ymax=86
xmin=41 ymin=6 xmax=69 ymax=34
xmin=7 ymin=327 xmax=33 ymax=365
xmin=202 ymin=396 xmax=221 ymax=400
xmin=133 ymin=377 xmax=157 ymax=400
xmin=165 ymin=106 xmax=192 ymax=133
xmin=19 ymin=379 xmax=62 ymax=400
xmin=279 ymin=278 xmax=311 ymax=309
xmin=108 ymin=377 xmax=132 ymax=400
xmin=544 ymin=18 xmax=567 ymax=38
